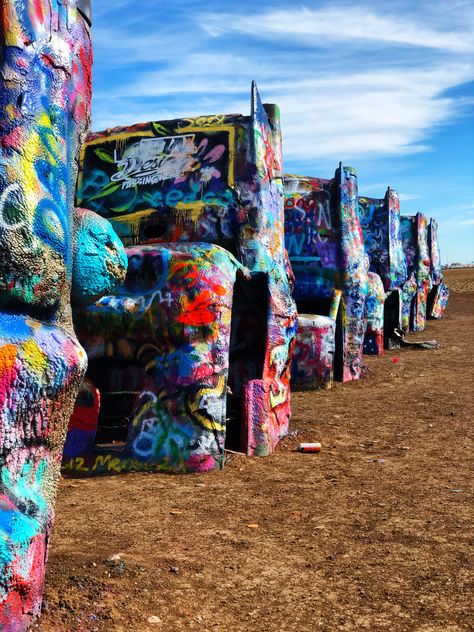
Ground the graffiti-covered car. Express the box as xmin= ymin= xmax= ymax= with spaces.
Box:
xmin=284 ymin=166 xmax=369 ymax=386
xmin=358 ymin=188 xmax=407 ymax=349
xmin=427 ymin=218 xmax=449 ymax=318
xmin=0 ymin=1 xmax=122 ymax=628
xmin=400 ymin=213 xmax=431 ymax=332
xmin=63 ymin=83 xmax=297 ymax=475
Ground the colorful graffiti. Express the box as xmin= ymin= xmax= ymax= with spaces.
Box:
xmin=363 ymin=272 xmax=386 ymax=355
xmin=284 ymin=166 xmax=369 ymax=384
xmin=291 ymin=290 xmax=341 ymax=390
xmin=0 ymin=1 xmax=92 ymax=318
xmin=339 ymin=166 xmax=369 ymax=379
xmin=0 ymin=315 xmax=87 ymax=630
xmin=0 ymin=1 xmax=98 ymax=628
xmin=284 ymin=175 xmax=340 ymax=302
xmin=427 ymin=218 xmax=449 ymax=319
xmin=358 ymin=188 xmax=407 ymax=292
xmin=66 ymin=83 xmax=297 ymax=473
xmin=400 ymin=216 xmax=417 ymax=331
xmin=0 ymin=3 xmax=126 ymax=628
xmin=429 ymin=283 xmax=449 ymax=319
xmin=358 ymin=188 xmax=407 ymax=349
xmin=67 ymin=243 xmax=241 ymax=473
xmin=400 ymin=213 xmax=431 ymax=332
xmin=428 ymin=219 xmax=442 ymax=287
xmin=77 ymin=124 xmax=238 ymax=248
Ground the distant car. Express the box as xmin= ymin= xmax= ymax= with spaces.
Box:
xmin=284 ymin=166 xmax=370 ymax=386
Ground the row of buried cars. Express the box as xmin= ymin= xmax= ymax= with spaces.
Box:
xmin=62 ymin=83 xmax=449 ymax=476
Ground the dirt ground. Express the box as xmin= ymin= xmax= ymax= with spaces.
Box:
xmin=39 ymin=268 xmax=473 ymax=632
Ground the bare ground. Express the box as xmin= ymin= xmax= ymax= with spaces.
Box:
xmin=39 ymin=268 xmax=473 ymax=632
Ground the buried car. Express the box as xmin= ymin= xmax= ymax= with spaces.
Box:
xmin=63 ymin=83 xmax=297 ymax=475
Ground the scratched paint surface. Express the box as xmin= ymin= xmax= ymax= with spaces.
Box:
xmin=0 ymin=3 xmax=127 ymax=628
xmin=67 ymin=83 xmax=296 ymax=471
xmin=284 ymin=167 xmax=368 ymax=384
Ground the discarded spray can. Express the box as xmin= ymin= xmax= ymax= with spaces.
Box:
xmin=298 ymin=442 xmax=322 ymax=453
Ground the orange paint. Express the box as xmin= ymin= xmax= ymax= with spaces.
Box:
xmin=0 ymin=343 xmax=17 ymax=374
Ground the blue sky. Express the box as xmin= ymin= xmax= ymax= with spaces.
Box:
xmin=91 ymin=0 xmax=474 ymax=263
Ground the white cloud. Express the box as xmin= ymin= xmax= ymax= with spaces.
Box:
xmin=91 ymin=2 xmax=474 ymax=166
xmin=102 ymin=67 xmax=469 ymax=162
xmin=398 ymin=193 xmax=419 ymax=201
xmin=199 ymin=6 xmax=474 ymax=53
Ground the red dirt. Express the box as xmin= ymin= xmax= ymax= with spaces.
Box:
xmin=38 ymin=268 xmax=473 ymax=631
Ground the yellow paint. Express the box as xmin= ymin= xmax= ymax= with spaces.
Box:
xmin=22 ymin=339 xmax=49 ymax=373
xmin=269 ymin=386 xmax=287 ymax=408
xmin=62 ymin=454 xmax=172 ymax=474
xmin=3 ymin=6 xmax=22 ymax=47
xmin=111 ymin=207 xmax=156 ymax=225
xmin=5 ymin=104 xmax=16 ymax=121
xmin=180 ymin=115 xmax=227 ymax=128
xmin=188 ymin=375 xmax=226 ymax=432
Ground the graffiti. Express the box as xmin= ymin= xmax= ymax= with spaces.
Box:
xmin=180 ymin=114 xmax=228 ymax=129
xmin=64 ymin=378 xmax=100 ymax=461
xmin=0 ymin=3 xmax=127 ymax=628
xmin=339 ymin=166 xmax=369 ymax=381
xmin=358 ymin=188 xmax=407 ymax=292
xmin=78 ymin=124 xmax=241 ymax=248
xmin=78 ymin=126 xmax=234 ymax=223
xmin=285 ymin=193 xmax=333 ymax=256
xmin=387 ymin=189 xmax=408 ymax=291
xmin=427 ymin=218 xmax=449 ymax=319
xmin=68 ymin=243 xmax=240 ymax=474
xmin=284 ymin=167 xmax=369 ymax=384
xmin=110 ymin=135 xmax=226 ymax=190
xmin=66 ymin=82 xmax=297 ymax=472
xmin=400 ymin=273 xmax=417 ymax=331
xmin=284 ymin=177 xmax=341 ymax=302
xmin=363 ymin=272 xmax=386 ymax=355
xmin=0 ymin=184 xmax=26 ymax=231
xmin=428 ymin=219 xmax=442 ymax=286
xmin=400 ymin=213 xmax=432 ymax=332
xmin=430 ymin=283 xmax=449 ymax=319
xmin=291 ymin=315 xmax=337 ymax=390
xmin=244 ymin=89 xmax=296 ymax=452
xmin=62 ymin=454 xmax=181 ymax=475
xmin=358 ymin=188 xmax=406 ymax=350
